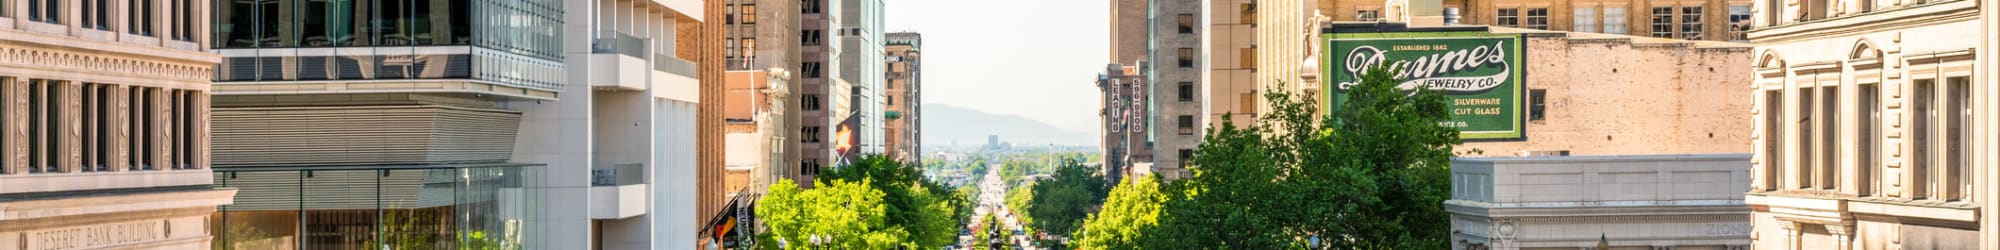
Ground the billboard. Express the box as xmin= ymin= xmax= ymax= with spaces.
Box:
xmin=1321 ymin=31 xmax=1525 ymax=139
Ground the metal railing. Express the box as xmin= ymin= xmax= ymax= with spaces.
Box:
xmin=656 ymin=56 xmax=698 ymax=78
xmin=590 ymin=31 xmax=649 ymax=58
xmin=590 ymin=163 xmax=645 ymax=186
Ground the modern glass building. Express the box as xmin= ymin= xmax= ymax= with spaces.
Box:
xmin=211 ymin=0 xmax=564 ymax=98
xmin=209 ymin=164 xmax=545 ymax=249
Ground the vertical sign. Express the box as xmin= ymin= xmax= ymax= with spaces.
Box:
xmin=1322 ymin=31 xmax=1526 ymax=139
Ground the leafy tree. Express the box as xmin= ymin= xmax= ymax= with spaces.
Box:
xmin=1074 ymin=176 xmax=1165 ymax=250
xmin=753 ymin=178 xmax=905 ymax=249
xmin=817 ymin=155 xmax=965 ymax=248
xmin=1109 ymin=66 xmax=1458 ymax=249
xmin=1024 ymin=159 xmax=1109 ymax=238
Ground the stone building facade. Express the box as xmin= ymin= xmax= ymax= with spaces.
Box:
xmin=884 ymin=32 xmax=919 ymax=163
xmin=1318 ymin=0 xmax=1756 ymax=42
xmin=1097 ymin=65 xmax=1149 ymax=183
xmin=0 ymin=0 xmax=235 ymax=248
xmin=1151 ymin=0 xmax=1202 ymax=180
xmin=1457 ymin=27 xmax=1754 ymax=156
xmin=1209 ymin=0 xmax=1258 ymax=129
xmin=1744 ymin=0 xmax=1997 ymax=249
xmin=1449 ymin=154 xmax=1753 ymax=250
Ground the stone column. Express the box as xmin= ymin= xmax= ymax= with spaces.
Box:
xmin=1779 ymin=222 xmax=1800 ymax=250
xmin=1826 ymin=224 xmax=1854 ymax=250
xmin=0 ymin=76 xmax=18 ymax=175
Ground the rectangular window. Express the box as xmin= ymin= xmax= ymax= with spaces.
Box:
xmin=802 ymin=61 xmax=823 ymax=78
xmin=1603 ymin=7 xmax=1628 ymax=34
xmin=131 ymin=0 xmax=154 ymax=35
xmin=1764 ymin=90 xmax=1783 ymax=190
xmin=1945 ymin=76 xmax=1969 ymax=201
xmin=1651 ymin=7 xmax=1674 ymax=38
xmin=1240 ymin=3 xmax=1255 ymax=24
xmin=1912 ymin=79 xmax=1934 ymax=199
xmin=724 ymin=38 xmax=737 ymax=58
xmin=803 ymin=126 xmax=822 ymax=143
xmin=1496 ymin=8 xmax=1520 ymax=27
xmin=1819 ymin=86 xmax=1837 ymax=190
xmin=1796 ymin=87 xmax=1813 ymax=189
xmin=175 ymin=0 xmax=193 ymax=40
xmin=742 ymin=38 xmax=756 ymax=60
xmin=1178 ymin=48 xmax=1194 ymax=68
xmin=1177 ymin=116 xmax=1194 ymax=135
xmin=1240 ymin=47 xmax=1256 ymax=69
xmin=1239 ymin=93 xmax=1256 ymax=115
xmin=802 ymin=94 xmax=821 ymax=111
xmin=1729 ymin=5 xmax=1752 ymax=41
xmin=1178 ymin=82 xmax=1193 ymax=102
xmin=725 ymin=4 xmax=736 ymax=24
xmin=1356 ymin=10 xmax=1380 ymax=22
xmin=1858 ymin=85 xmax=1879 ymax=196
xmin=29 ymin=0 xmax=58 ymax=23
xmin=1178 ymin=149 xmax=1194 ymax=167
xmin=801 ymin=29 xmax=823 ymax=46
xmin=27 ymin=80 xmax=46 ymax=173
xmin=1767 ymin=0 xmax=1782 ymax=26
xmin=1525 ymin=8 xmax=1549 ymax=30
xmin=82 ymin=0 xmax=108 ymax=29
xmin=1177 ymin=14 xmax=1194 ymax=34
xmin=1528 ymin=89 xmax=1546 ymax=121
xmin=1573 ymin=7 xmax=1598 ymax=33
xmin=1681 ymin=7 xmax=1704 ymax=40
xmin=742 ymin=4 xmax=756 ymax=24
xmin=801 ymin=0 xmax=820 ymax=14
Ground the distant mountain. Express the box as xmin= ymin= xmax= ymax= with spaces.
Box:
xmin=920 ymin=104 xmax=1097 ymax=147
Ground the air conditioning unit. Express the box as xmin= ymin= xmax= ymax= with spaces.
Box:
xmin=1520 ymin=150 xmax=1571 ymax=157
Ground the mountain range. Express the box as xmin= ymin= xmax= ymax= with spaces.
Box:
xmin=919 ymin=104 xmax=1097 ymax=147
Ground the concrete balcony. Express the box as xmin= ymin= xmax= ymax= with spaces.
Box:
xmin=653 ymin=56 xmax=700 ymax=102
xmin=589 ymin=163 xmax=647 ymax=219
xmin=590 ymin=32 xmax=652 ymax=91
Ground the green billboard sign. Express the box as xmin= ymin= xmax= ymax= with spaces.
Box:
xmin=1321 ymin=31 xmax=1525 ymax=139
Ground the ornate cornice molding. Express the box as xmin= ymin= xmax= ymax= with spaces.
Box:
xmin=0 ymin=43 xmax=214 ymax=84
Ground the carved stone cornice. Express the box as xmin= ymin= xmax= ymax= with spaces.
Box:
xmin=0 ymin=42 xmax=214 ymax=84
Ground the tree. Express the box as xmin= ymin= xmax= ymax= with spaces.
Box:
xmin=753 ymin=179 xmax=905 ymax=249
xmin=1074 ymin=176 xmax=1165 ymax=250
xmin=1024 ymin=159 xmax=1109 ymax=238
xmin=817 ymin=155 xmax=965 ymax=248
xmin=1109 ymin=66 xmax=1459 ymax=249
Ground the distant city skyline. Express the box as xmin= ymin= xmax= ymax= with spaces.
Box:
xmin=885 ymin=0 xmax=1106 ymax=133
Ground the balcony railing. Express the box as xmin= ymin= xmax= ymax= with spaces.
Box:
xmin=591 ymin=31 xmax=649 ymax=58
xmin=591 ymin=163 xmax=645 ymax=186
xmin=657 ymin=56 xmax=698 ymax=78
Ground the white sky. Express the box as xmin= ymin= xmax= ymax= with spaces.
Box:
xmin=884 ymin=0 xmax=1107 ymax=132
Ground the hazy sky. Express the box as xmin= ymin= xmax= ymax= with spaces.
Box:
xmin=883 ymin=0 xmax=1106 ymax=132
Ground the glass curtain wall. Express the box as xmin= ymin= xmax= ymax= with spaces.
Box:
xmin=210 ymin=165 xmax=545 ymax=250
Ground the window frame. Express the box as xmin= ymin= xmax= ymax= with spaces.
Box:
xmin=1177 ymin=115 xmax=1194 ymax=135
xmin=1177 ymin=14 xmax=1194 ymax=34
xmin=1650 ymin=7 xmax=1674 ymax=38
xmin=1177 ymin=48 xmax=1194 ymax=68
xmin=1525 ymin=8 xmax=1549 ymax=30
xmin=1680 ymin=6 xmax=1705 ymax=40
xmin=742 ymin=4 xmax=757 ymax=24
xmin=1573 ymin=6 xmax=1599 ymax=33
xmin=1496 ymin=8 xmax=1520 ymax=27
xmin=1177 ymin=82 xmax=1194 ymax=102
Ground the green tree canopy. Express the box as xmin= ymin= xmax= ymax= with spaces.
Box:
xmin=817 ymin=155 xmax=966 ymax=248
xmin=753 ymin=178 xmax=904 ymax=249
xmin=1024 ymin=159 xmax=1110 ymax=238
xmin=1093 ymin=66 xmax=1459 ymax=249
xmin=1074 ymin=176 xmax=1165 ymax=250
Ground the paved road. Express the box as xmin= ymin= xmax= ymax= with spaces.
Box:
xmin=965 ymin=166 xmax=1036 ymax=250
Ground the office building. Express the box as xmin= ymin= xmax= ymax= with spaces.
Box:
xmin=885 ymin=32 xmax=920 ymax=163
xmin=1208 ymin=0 xmax=1258 ymax=128
xmin=1254 ymin=0 xmax=1317 ymax=119
xmin=1150 ymin=0 xmax=1202 ymax=180
xmin=0 ymin=0 xmax=237 ymax=248
xmin=837 ymin=0 xmax=884 ymax=157
xmin=794 ymin=0 xmax=838 ymax=186
xmin=1745 ymin=0 xmax=1997 ymax=249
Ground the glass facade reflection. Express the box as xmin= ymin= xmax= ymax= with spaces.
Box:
xmin=210 ymin=164 xmax=545 ymax=250
xmin=212 ymin=0 xmax=563 ymax=92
